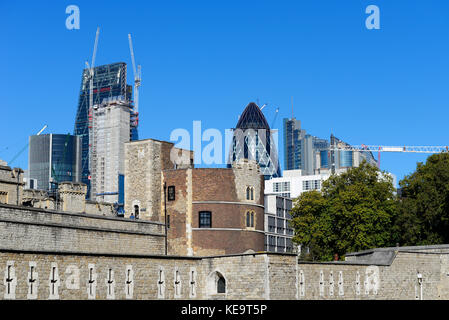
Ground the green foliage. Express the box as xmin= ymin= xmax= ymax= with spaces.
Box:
xmin=290 ymin=161 xmax=398 ymax=261
xmin=394 ymin=153 xmax=449 ymax=245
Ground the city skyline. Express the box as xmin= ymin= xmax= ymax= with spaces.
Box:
xmin=1 ymin=1 xmax=448 ymax=185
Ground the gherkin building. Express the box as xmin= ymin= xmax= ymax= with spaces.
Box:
xmin=228 ymin=102 xmax=281 ymax=179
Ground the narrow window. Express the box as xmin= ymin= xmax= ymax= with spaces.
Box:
xmin=246 ymin=211 xmax=254 ymax=228
xmin=250 ymin=187 xmax=254 ymax=200
xmin=217 ymin=275 xmax=226 ymax=294
xmin=199 ymin=211 xmax=211 ymax=228
xmin=134 ymin=205 xmax=140 ymax=219
xmin=246 ymin=187 xmax=250 ymax=200
xmin=168 ymin=186 xmax=175 ymax=201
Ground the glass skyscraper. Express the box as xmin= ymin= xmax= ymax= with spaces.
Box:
xmin=282 ymin=119 xmax=376 ymax=175
xmin=283 ymin=117 xmax=329 ymax=174
xmin=229 ymin=102 xmax=281 ymax=180
xmin=73 ymin=62 xmax=137 ymax=198
xmin=28 ymin=134 xmax=82 ymax=191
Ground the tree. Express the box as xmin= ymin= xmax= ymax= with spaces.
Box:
xmin=395 ymin=153 xmax=449 ymax=245
xmin=290 ymin=161 xmax=398 ymax=261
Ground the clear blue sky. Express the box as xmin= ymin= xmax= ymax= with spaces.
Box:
xmin=1 ymin=0 xmax=448 ymax=185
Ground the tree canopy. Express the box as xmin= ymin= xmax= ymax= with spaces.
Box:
xmin=394 ymin=153 xmax=449 ymax=245
xmin=290 ymin=161 xmax=398 ymax=261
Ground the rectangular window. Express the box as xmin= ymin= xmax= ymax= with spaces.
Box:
xmin=199 ymin=211 xmax=211 ymax=228
xmin=168 ymin=186 xmax=175 ymax=201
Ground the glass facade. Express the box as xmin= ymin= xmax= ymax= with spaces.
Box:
xmin=74 ymin=62 xmax=137 ymax=198
xmin=229 ymin=102 xmax=281 ymax=179
xmin=283 ymin=118 xmax=330 ymax=174
xmin=28 ymin=134 xmax=81 ymax=191
xmin=339 ymin=150 xmax=353 ymax=168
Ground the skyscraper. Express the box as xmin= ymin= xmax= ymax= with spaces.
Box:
xmin=89 ymin=98 xmax=131 ymax=203
xmin=228 ymin=102 xmax=281 ymax=179
xmin=283 ymin=118 xmax=377 ymax=176
xmin=74 ymin=62 xmax=137 ymax=198
xmin=283 ymin=117 xmax=302 ymax=171
xmin=283 ymin=117 xmax=329 ymax=175
xmin=28 ymin=134 xmax=82 ymax=191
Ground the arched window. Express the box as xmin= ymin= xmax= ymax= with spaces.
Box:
xmin=246 ymin=186 xmax=254 ymax=201
xmin=206 ymin=271 xmax=227 ymax=296
xmin=246 ymin=211 xmax=254 ymax=228
xmin=134 ymin=205 xmax=140 ymax=219
xmin=217 ymin=275 xmax=226 ymax=294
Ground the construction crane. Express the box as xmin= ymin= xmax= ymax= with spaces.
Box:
xmin=329 ymin=144 xmax=449 ymax=169
xmin=83 ymin=27 xmax=99 ymax=183
xmin=128 ymin=33 xmax=141 ymax=125
xmin=8 ymin=124 xmax=48 ymax=166
xmin=271 ymin=107 xmax=279 ymax=128
xmin=85 ymin=27 xmax=100 ymax=113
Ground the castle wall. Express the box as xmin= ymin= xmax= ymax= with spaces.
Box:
xmin=0 ymin=204 xmax=165 ymax=256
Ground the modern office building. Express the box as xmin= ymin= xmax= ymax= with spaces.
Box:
xmin=264 ymin=194 xmax=294 ymax=253
xmin=228 ymin=102 xmax=281 ymax=180
xmin=73 ymin=62 xmax=138 ymax=198
xmin=89 ymin=98 xmax=132 ymax=203
xmin=283 ymin=117 xmax=377 ymax=175
xmin=283 ymin=117 xmax=330 ymax=175
xmin=28 ymin=134 xmax=82 ymax=191
xmin=325 ymin=134 xmax=378 ymax=172
xmin=265 ymin=169 xmax=331 ymax=199
xmin=265 ymin=166 xmax=396 ymax=200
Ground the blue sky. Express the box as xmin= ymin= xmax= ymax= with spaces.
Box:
xmin=1 ymin=0 xmax=448 ymax=185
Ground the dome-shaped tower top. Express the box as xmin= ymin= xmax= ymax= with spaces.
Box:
xmin=235 ymin=102 xmax=270 ymax=130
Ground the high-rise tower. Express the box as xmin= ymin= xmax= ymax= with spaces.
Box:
xmin=228 ymin=102 xmax=281 ymax=180
xmin=28 ymin=134 xmax=82 ymax=191
xmin=73 ymin=62 xmax=137 ymax=198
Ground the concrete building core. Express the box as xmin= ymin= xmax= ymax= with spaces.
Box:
xmin=89 ymin=98 xmax=132 ymax=203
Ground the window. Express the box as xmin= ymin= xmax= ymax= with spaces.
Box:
xmin=217 ymin=275 xmax=226 ymax=294
xmin=268 ymin=216 xmax=276 ymax=233
xmin=246 ymin=211 xmax=254 ymax=228
xmin=246 ymin=186 xmax=254 ymax=200
xmin=199 ymin=211 xmax=211 ymax=228
xmin=134 ymin=205 xmax=140 ymax=219
xmin=168 ymin=186 xmax=175 ymax=201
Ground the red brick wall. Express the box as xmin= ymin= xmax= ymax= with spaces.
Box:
xmin=162 ymin=168 xmax=265 ymax=256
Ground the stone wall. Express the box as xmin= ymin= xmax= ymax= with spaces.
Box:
xmin=124 ymin=138 xmax=194 ymax=222
xmin=0 ymin=204 xmax=165 ymax=256
xmin=296 ymin=246 xmax=449 ymax=300
xmin=0 ymin=166 xmax=23 ymax=206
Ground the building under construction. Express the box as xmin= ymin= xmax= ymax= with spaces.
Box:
xmin=73 ymin=62 xmax=137 ymax=198
xmin=73 ymin=30 xmax=141 ymax=204
xmin=89 ymin=98 xmax=132 ymax=203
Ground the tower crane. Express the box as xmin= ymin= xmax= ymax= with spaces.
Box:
xmin=329 ymin=144 xmax=449 ymax=169
xmin=128 ymin=33 xmax=141 ymax=126
xmin=83 ymin=27 xmax=99 ymax=182
xmin=271 ymin=107 xmax=279 ymax=128
xmin=85 ymin=27 xmax=100 ymax=113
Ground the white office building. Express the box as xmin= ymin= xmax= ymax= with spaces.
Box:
xmin=264 ymin=169 xmax=331 ymax=199
xmin=264 ymin=194 xmax=294 ymax=253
